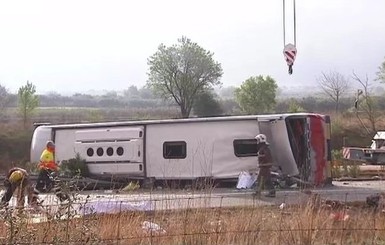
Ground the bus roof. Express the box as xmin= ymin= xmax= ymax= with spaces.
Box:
xmin=36 ymin=113 xmax=325 ymax=130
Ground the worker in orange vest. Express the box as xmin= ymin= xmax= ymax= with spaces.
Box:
xmin=0 ymin=167 xmax=41 ymax=210
xmin=35 ymin=140 xmax=59 ymax=192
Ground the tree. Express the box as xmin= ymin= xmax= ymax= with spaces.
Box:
xmin=318 ymin=71 xmax=349 ymax=114
xmin=147 ymin=36 xmax=223 ymax=118
xmin=0 ymin=84 xmax=10 ymax=117
xmin=234 ymin=75 xmax=278 ymax=114
xmin=376 ymin=57 xmax=385 ymax=83
xmin=18 ymin=81 xmax=39 ymax=128
xmin=218 ymin=86 xmax=236 ymax=99
xmin=288 ymin=98 xmax=305 ymax=113
xmin=123 ymin=85 xmax=140 ymax=99
xmin=352 ymin=72 xmax=381 ymax=135
xmin=192 ymin=90 xmax=223 ymax=117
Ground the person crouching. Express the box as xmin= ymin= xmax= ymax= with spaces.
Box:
xmin=0 ymin=167 xmax=41 ymax=210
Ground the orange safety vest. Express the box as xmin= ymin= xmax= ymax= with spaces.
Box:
xmin=38 ymin=148 xmax=58 ymax=171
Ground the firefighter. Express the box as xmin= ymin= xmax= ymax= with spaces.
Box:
xmin=254 ymin=134 xmax=276 ymax=197
xmin=36 ymin=140 xmax=59 ymax=192
xmin=0 ymin=167 xmax=41 ymax=209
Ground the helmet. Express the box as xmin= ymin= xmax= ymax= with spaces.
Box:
xmin=255 ymin=134 xmax=268 ymax=144
xmin=46 ymin=140 xmax=55 ymax=148
xmin=9 ymin=170 xmax=24 ymax=183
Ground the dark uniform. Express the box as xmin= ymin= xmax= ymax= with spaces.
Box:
xmin=0 ymin=167 xmax=40 ymax=209
xmin=256 ymin=144 xmax=276 ymax=197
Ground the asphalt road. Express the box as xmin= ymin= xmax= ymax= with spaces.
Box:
xmin=2 ymin=180 xmax=385 ymax=214
xmin=8 ymin=180 xmax=381 ymax=212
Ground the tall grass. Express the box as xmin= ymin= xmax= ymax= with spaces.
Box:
xmin=1 ymin=192 xmax=385 ymax=245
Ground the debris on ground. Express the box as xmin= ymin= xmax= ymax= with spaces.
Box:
xmin=330 ymin=212 xmax=350 ymax=221
xmin=122 ymin=181 xmax=140 ymax=192
xmin=81 ymin=200 xmax=154 ymax=214
xmin=366 ymin=193 xmax=385 ymax=209
xmin=141 ymin=221 xmax=166 ymax=234
xmin=236 ymin=171 xmax=256 ymax=189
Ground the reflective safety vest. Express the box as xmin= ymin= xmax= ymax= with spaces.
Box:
xmin=39 ymin=149 xmax=58 ymax=171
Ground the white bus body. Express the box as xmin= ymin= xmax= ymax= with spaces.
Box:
xmin=30 ymin=113 xmax=332 ymax=186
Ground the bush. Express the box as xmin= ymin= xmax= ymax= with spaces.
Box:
xmin=347 ymin=161 xmax=361 ymax=178
xmin=60 ymin=153 xmax=89 ymax=177
xmin=331 ymin=161 xmax=342 ymax=178
xmin=0 ymin=125 xmax=33 ymax=173
xmin=331 ymin=150 xmax=343 ymax=178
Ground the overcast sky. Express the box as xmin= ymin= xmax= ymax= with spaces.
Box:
xmin=0 ymin=0 xmax=384 ymax=94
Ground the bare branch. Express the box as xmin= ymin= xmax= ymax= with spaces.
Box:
xmin=318 ymin=71 xmax=349 ymax=114
xmin=352 ymin=72 xmax=379 ymax=135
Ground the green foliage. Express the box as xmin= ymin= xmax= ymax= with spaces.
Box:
xmin=330 ymin=150 xmax=362 ymax=178
xmin=288 ymin=99 xmax=305 ymax=113
xmin=332 ymin=151 xmax=346 ymax=178
xmin=0 ymin=128 xmax=32 ymax=172
xmin=234 ymin=75 xmax=278 ymax=114
xmin=331 ymin=162 xmax=342 ymax=178
xmin=60 ymin=153 xmax=89 ymax=177
xmin=192 ymin=90 xmax=223 ymax=117
xmin=87 ymin=109 xmax=103 ymax=122
xmin=123 ymin=85 xmax=141 ymax=99
xmin=147 ymin=36 xmax=223 ymax=118
xmin=332 ymin=149 xmax=343 ymax=161
xmin=377 ymin=57 xmax=385 ymax=83
xmin=18 ymin=81 xmax=39 ymax=128
xmin=0 ymin=84 xmax=10 ymax=117
xmin=347 ymin=161 xmax=361 ymax=178
xmin=331 ymin=120 xmax=344 ymax=136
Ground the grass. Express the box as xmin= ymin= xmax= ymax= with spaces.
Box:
xmin=1 ymin=109 xmax=385 ymax=243
xmin=1 ymin=192 xmax=385 ymax=245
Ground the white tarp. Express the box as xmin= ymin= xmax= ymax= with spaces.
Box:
xmin=236 ymin=171 xmax=257 ymax=189
xmin=81 ymin=200 xmax=154 ymax=215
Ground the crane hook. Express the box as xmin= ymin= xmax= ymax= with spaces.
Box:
xmin=283 ymin=0 xmax=297 ymax=75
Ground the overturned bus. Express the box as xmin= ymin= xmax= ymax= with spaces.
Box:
xmin=30 ymin=113 xmax=332 ymax=186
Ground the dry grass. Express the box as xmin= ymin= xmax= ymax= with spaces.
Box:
xmin=1 ymin=197 xmax=385 ymax=245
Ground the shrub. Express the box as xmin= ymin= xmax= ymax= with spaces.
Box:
xmin=0 ymin=125 xmax=32 ymax=172
xmin=331 ymin=149 xmax=343 ymax=178
xmin=60 ymin=153 xmax=89 ymax=177
xmin=347 ymin=161 xmax=361 ymax=178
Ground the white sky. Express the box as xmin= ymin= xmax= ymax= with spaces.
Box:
xmin=0 ymin=0 xmax=384 ymax=94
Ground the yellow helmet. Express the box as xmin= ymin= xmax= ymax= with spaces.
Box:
xmin=9 ymin=170 xmax=24 ymax=183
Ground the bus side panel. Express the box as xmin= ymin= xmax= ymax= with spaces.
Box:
xmin=55 ymin=127 xmax=145 ymax=176
xmin=212 ymin=121 xmax=261 ymax=178
xmin=145 ymin=120 xmax=259 ymax=179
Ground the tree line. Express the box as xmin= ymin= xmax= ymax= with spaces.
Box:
xmin=0 ymin=36 xmax=384 ymax=130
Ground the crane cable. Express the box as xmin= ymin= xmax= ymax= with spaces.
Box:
xmin=283 ymin=0 xmax=297 ymax=75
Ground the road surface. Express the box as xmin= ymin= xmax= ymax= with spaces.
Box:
xmin=2 ymin=180 xmax=384 ymax=223
xmin=7 ymin=180 xmax=381 ymax=212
